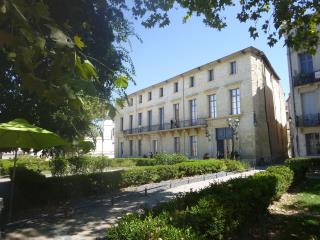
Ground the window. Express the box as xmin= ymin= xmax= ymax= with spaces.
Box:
xmin=174 ymin=137 xmax=180 ymax=153
xmin=306 ymin=133 xmax=320 ymax=156
xmin=129 ymin=140 xmax=133 ymax=156
xmin=138 ymin=113 xmax=142 ymax=126
xmin=138 ymin=139 xmax=142 ymax=156
xmin=189 ymin=99 xmax=197 ymax=125
xmin=174 ymin=82 xmax=179 ymax=93
xmin=159 ymin=107 xmax=164 ymax=130
xmin=208 ymin=69 xmax=214 ymax=81
xmin=230 ymin=61 xmax=237 ymax=75
xmin=148 ymin=110 xmax=152 ymax=130
xmin=139 ymin=95 xmax=142 ymax=104
xmin=120 ymin=142 xmax=124 ymax=157
xmin=148 ymin=91 xmax=152 ymax=101
xmin=209 ymin=94 xmax=217 ymax=118
xmin=120 ymin=117 xmax=124 ymax=131
xmin=190 ymin=136 xmax=198 ymax=157
xmin=173 ymin=103 xmax=180 ymax=121
xmin=299 ymin=53 xmax=313 ymax=74
xmin=231 ymin=88 xmax=240 ymax=115
xmin=128 ymin=98 xmax=133 ymax=106
xmin=153 ymin=140 xmax=158 ymax=153
xmin=129 ymin=115 xmax=133 ymax=132
xmin=190 ymin=76 xmax=195 ymax=87
xmin=159 ymin=87 xmax=164 ymax=97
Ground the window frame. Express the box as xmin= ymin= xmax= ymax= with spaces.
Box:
xmin=190 ymin=76 xmax=195 ymax=87
xmin=208 ymin=69 xmax=214 ymax=81
xmin=230 ymin=88 xmax=241 ymax=115
xmin=159 ymin=87 xmax=164 ymax=97
xmin=174 ymin=82 xmax=179 ymax=93
xmin=230 ymin=61 xmax=237 ymax=75
xmin=208 ymin=94 xmax=217 ymax=118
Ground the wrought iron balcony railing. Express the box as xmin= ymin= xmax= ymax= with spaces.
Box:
xmin=123 ymin=118 xmax=207 ymax=135
xmin=293 ymin=71 xmax=320 ymax=87
xmin=296 ymin=113 xmax=320 ymax=127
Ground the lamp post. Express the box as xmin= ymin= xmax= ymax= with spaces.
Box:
xmin=226 ymin=118 xmax=240 ymax=159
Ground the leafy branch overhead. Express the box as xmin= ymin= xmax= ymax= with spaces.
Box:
xmin=131 ymin=0 xmax=320 ymax=53
xmin=0 ymin=0 xmax=134 ymax=142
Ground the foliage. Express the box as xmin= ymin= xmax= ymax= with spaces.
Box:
xmin=0 ymin=0 xmax=134 ymax=142
xmin=9 ymin=159 xmax=247 ymax=210
xmin=154 ymin=152 xmax=188 ymax=165
xmin=285 ymin=157 xmax=320 ymax=184
xmin=224 ymin=160 xmax=248 ymax=172
xmin=49 ymin=157 xmax=68 ymax=177
xmin=68 ymin=156 xmax=90 ymax=175
xmin=107 ymin=213 xmax=197 ymax=240
xmin=0 ymin=156 xmax=49 ymax=176
xmin=108 ymin=166 xmax=294 ymax=239
xmin=131 ymin=0 xmax=320 ymax=53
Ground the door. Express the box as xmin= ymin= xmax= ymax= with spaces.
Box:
xmin=217 ymin=140 xmax=224 ymax=158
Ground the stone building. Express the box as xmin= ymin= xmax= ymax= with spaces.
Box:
xmin=115 ymin=46 xmax=288 ymax=164
xmin=87 ymin=119 xmax=115 ymax=158
xmin=287 ymin=39 xmax=320 ymax=157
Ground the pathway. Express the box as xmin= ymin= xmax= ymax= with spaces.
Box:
xmin=4 ymin=169 xmax=262 ymax=240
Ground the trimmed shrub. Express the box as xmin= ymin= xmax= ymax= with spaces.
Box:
xmin=107 ymin=213 xmax=197 ymax=240
xmin=49 ymin=157 xmax=68 ymax=176
xmin=68 ymin=156 xmax=90 ymax=175
xmin=0 ymin=156 xmax=49 ymax=176
xmin=285 ymin=157 xmax=320 ymax=183
xmin=11 ymin=159 xmax=248 ymax=211
xmin=107 ymin=166 xmax=294 ymax=240
xmin=154 ymin=152 xmax=188 ymax=165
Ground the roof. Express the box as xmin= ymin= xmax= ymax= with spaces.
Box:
xmin=128 ymin=46 xmax=280 ymax=97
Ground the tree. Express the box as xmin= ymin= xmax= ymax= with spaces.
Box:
xmin=0 ymin=0 xmax=132 ymax=141
xmin=131 ymin=0 xmax=320 ymax=53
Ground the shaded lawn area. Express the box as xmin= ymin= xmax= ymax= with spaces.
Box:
xmin=242 ymin=179 xmax=320 ymax=240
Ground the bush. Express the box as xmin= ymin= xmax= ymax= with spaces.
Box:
xmin=285 ymin=157 xmax=320 ymax=183
xmin=10 ymin=167 xmax=48 ymax=208
xmin=49 ymin=157 xmax=68 ymax=176
xmin=0 ymin=156 xmax=49 ymax=176
xmin=107 ymin=213 xmax=197 ymax=240
xmin=108 ymin=166 xmax=294 ymax=240
xmin=68 ymin=156 xmax=90 ymax=175
xmin=154 ymin=152 xmax=188 ymax=165
xmin=11 ymin=159 xmax=248 ymax=211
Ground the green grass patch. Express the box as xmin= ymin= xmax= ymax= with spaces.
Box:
xmin=293 ymin=179 xmax=320 ymax=213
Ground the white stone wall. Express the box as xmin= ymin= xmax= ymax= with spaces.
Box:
xmin=88 ymin=120 xmax=115 ymax=158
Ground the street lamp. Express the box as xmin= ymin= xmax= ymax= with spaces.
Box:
xmin=226 ymin=118 xmax=240 ymax=159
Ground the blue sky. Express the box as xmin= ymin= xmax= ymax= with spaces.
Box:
xmin=125 ymin=6 xmax=289 ymax=97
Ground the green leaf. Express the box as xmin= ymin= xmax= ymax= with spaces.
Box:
xmin=83 ymin=60 xmax=97 ymax=78
xmin=47 ymin=25 xmax=74 ymax=48
xmin=74 ymin=35 xmax=86 ymax=49
xmin=114 ymin=75 xmax=129 ymax=89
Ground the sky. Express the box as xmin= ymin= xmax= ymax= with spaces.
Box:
xmin=124 ymin=5 xmax=290 ymax=97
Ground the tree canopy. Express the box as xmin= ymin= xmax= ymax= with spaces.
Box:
xmin=0 ymin=0 xmax=132 ymax=142
xmin=0 ymin=0 xmax=319 ymax=146
xmin=131 ymin=0 xmax=320 ymax=53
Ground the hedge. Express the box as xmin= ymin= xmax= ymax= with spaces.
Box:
xmin=106 ymin=166 xmax=294 ymax=240
xmin=0 ymin=156 xmax=49 ymax=176
xmin=9 ymin=159 xmax=247 ymax=210
xmin=284 ymin=157 xmax=320 ymax=183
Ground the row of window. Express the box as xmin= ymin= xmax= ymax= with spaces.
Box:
xmin=120 ymin=88 xmax=240 ymax=130
xmin=128 ymin=61 xmax=238 ymax=106
xmin=119 ymin=136 xmax=198 ymax=157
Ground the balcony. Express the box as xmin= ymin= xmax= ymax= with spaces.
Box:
xmin=296 ymin=113 xmax=320 ymax=127
xmin=123 ymin=118 xmax=207 ymax=135
xmin=293 ymin=71 xmax=320 ymax=87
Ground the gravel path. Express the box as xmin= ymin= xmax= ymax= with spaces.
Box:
xmin=3 ymin=169 xmax=262 ymax=240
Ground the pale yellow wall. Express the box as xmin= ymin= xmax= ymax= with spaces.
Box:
xmin=115 ymin=48 xmax=287 ymax=161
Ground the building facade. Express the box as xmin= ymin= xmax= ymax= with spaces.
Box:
xmin=115 ymin=47 xmax=288 ymax=164
xmin=87 ymin=119 xmax=115 ymax=158
xmin=288 ymin=41 xmax=320 ymax=157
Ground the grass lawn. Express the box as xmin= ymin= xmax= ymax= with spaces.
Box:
xmin=243 ymin=179 xmax=320 ymax=240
